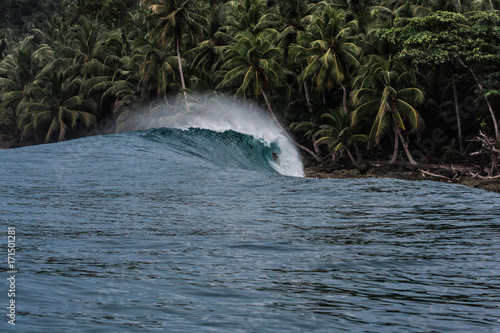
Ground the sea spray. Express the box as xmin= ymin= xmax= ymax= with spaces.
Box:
xmin=117 ymin=95 xmax=304 ymax=177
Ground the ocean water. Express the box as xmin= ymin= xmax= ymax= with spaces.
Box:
xmin=1 ymin=108 xmax=500 ymax=332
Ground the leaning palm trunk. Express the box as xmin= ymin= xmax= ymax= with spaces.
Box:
xmin=302 ymin=65 xmax=313 ymax=114
xmin=345 ymin=146 xmax=360 ymax=169
xmin=390 ymin=127 xmax=399 ymax=164
xmin=261 ymin=87 xmax=322 ymax=162
xmin=301 ymin=68 xmax=321 ymax=158
xmin=175 ymin=30 xmax=190 ymax=112
xmin=311 ymin=133 xmax=322 ymax=158
xmin=260 ymin=87 xmax=283 ymax=130
xmin=392 ymin=116 xmax=418 ymax=165
xmin=340 ymin=82 xmax=348 ymax=114
xmin=398 ymin=131 xmax=418 ymax=165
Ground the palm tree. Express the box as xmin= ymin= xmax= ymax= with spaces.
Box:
xmin=31 ymin=15 xmax=70 ymax=48
xmin=351 ymin=55 xmax=425 ymax=165
xmin=218 ymin=31 xmax=282 ymax=124
xmin=0 ymin=37 xmax=53 ymax=139
xmin=129 ymin=36 xmax=178 ymax=103
xmin=289 ymin=109 xmax=326 ymax=161
xmin=0 ymin=29 xmax=13 ymax=61
xmin=272 ymin=0 xmax=315 ymax=113
xmin=83 ymin=28 xmax=138 ymax=111
xmin=370 ymin=0 xmax=415 ymax=26
xmin=222 ymin=0 xmax=274 ymax=36
xmin=17 ymin=65 xmax=97 ymax=142
xmin=140 ymin=0 xmax=207 ymax=105
xmin=316 ymin=108 xmax=368 ymax=168
xmin=68 ymin=18 xmax=110 ymax=65
xmin=274 ymin=0 xmax=315 ymax=59
xmin=186 ymin=4 xmax=231 ymax=75
xmin=292 ymin=5 xmax=361 ymax=113
xmin=218 ymin=29 xmax=321 ymax=160
xmin=469 ymin=0 xmax=500 ymax=11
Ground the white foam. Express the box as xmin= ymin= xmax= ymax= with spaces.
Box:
xmin=121 ymin=95 xmax=304 ymax=177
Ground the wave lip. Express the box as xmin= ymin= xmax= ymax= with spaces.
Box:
xmin=137 ymin=127 xmax=302 ymax=177
xmin=123 ymin=97 xmax=304 ymax=177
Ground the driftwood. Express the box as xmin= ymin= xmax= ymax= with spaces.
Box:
xmin=467 ymin=172 xmax=500 ymax=180
xmin=419 ymin=169 xmax=454 ymax=182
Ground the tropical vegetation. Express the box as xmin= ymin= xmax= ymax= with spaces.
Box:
xmin=1 ymin=0 xmax=500 ymax=175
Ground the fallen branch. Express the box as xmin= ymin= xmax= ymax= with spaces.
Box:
xmin=469 ymin=174 xmax=500 ymax=180
xmin=418 ymin=169 xmax=454 ymax=181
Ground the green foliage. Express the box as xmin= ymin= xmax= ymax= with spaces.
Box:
xmin=68 ymin=0 xmax=139 ymax=26
xmin=316 ymin=108 xmax=367 ymax=154
xmin=382 ymin=9 xmax=500 ymax=142
xmin=218 ymin=31 xmax=282 ymax=98
xmin=380 ymin=11 xmax=466 ymax=66
xmin=293 ymin=5 xmax=360 ymax=93
xmin=351 ymin=55 xmax=425 ymax=146
xmin=0 ymin=0 xmax=65 ymax=33
xmin=1 ymin=0 xmax=500 ymax=167
xmin=18 ymin=65 xmax=97 ymax=142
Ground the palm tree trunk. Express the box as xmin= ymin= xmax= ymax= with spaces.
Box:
xmin=304 ymin=83 xmax=311 ymax=110
xmin=302 ymin=68 xmax=313 ymax=114
xmin=345 ymin=146 xmax=360 ymax=169
xmin=353 ymin=143 xmax=362 ymax=161
xmin=398 ymin=131 xmax=418 ymax=165
xmin=390 ymin=126 xmax=399 ymax=164
xmin=340 ymin=82 xmax=348 ymax=114
xmin=163 ymin=90 xmax=169 ymax=105
xmin=311 ymin=132 xmax=322 ymax=157
xmin=261 ymin=87 xmax=282 ymax=128
xmin=451 ymin=68 xmax=464 ymax=154
xmin=161 ymin=68 xmax=169 ymax=105
xmin=175 ymin=30 xmax=190 ymax=111
xmin=261 ymin=87 xmax=322 ymax=162
xmin=457 ymin=57 xmax=499 ymax=141
xmin=301 ymin=66 xmax=322 ymax=159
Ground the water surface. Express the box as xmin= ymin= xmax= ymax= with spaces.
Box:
xmin=1 ymin=127 xmax=499 ymax=332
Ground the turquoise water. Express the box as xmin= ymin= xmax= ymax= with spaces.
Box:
xmin=1 ymin=125 xmax=500 ymax=332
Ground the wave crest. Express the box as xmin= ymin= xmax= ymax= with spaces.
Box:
xmin=121 ymin=96 xmax=304 ymax=177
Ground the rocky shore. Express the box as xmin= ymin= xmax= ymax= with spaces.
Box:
xmin=304 ymin=159 xmax=500 ymax=193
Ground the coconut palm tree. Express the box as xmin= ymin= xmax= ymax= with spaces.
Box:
xmin=272 ymin=0 xmax=315 ymax=66
xmin=129 ymin=36 xmax=178 ymax=103
xmin=0 ymin=29 xmax=14 ymax=61
xmin=370 ymin=0 xmax=415 ymax=26
xmin=289 ymin=108 xmax=326 ymax=161
xmin=140 ymin=0 xmax=207 ymax=105
xmin=218 ymin=31 xmax=282 ymax=123
xmin=292 ymin=5 xmax=361 ymax=113
xmin=68 ymin=18 xmax=110 ymax=64
xmin=351 ymin=55 xmax=425 ymax=165
xmin=17 ymin=65 xmax=97 ymax=142
xmin=222 ymin=0 xmax=274 ymax=36
xmin=316 ymin=108 xmax=368 ymax=168
xmin=0 ymin=37 xmax=53 ymax=139
xmin=186 ymin=4 xmax=231 ymax=74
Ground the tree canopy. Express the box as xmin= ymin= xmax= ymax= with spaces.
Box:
xmin=1 ymin=0 xmax=500 ymax=174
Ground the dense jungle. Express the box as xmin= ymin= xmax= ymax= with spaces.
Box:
xmin=1 ymin=0 xmax=500 ymax=181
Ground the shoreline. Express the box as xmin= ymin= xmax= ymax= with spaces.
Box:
xmin=304 ymin=161 xmax=500 ymax=193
